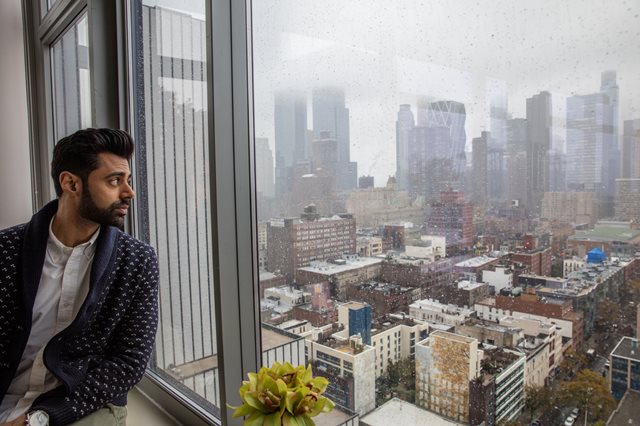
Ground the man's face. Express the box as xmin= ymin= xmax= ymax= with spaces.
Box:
xmin=79 ymin=152 xmax=135 ymax=228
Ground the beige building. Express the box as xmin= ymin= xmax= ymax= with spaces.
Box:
xmin=615 ymin=178 xmax=640 ymax=224
xmin=356 ymin=236 xmax=383 ymax=257
xmin=305 ymin=335 xmax=376 ymax=415
xmin=500 ymin=316 xmax=563 ymax=386
xmin=345 ymin=180 xmax=424 ymax=227
xmin=415 ymin=331 xmax=483 ymax=423
xmin=409 ymin=299 xmax=476 ymax=327
xmin=541 ymin=191 xmax=598 ymax=225
xmin=563 ymin=256 xmax=586 ymax=277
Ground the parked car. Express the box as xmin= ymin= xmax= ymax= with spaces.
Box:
xmin=571 ymin=407 xmax=580 ymax=418
xmin=564 ymin=416 xmax=576 ymax=426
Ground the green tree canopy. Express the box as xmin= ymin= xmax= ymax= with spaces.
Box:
xmin=559 ymin=369 xmax=615 ymax=422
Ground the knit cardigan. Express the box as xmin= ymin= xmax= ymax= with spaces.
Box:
xmin=0 ymin=201 xmax=159 ymax=425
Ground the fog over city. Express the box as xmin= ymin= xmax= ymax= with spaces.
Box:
xmin=252 ymin=0 xmax=640 ymax=184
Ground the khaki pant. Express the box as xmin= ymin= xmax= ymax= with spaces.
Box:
xmin=70 ymin=404 xmax=127 ymax=426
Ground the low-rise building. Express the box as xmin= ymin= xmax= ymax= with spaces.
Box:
xmin=380 ymin=257 xmax=454 ymax=299
xmin=360 ymin=398 xmax=462 ymax=426
xmin=454 ymin=255 xmax=501 ymax=280
xmin=345 ymin=281 xmax=421 ymax=316
xmin=568 ymin=223 xmax=640 ymax=257
xmin=297 ymin=257 xmax=383 ymax=301
xmin=456 ymin=320 xmax=523 ymax=348
xmin=536 ymin=259 xmax=626 ymax=336
xmin=500 ymin=316 xmax=563 ymax=385
xmin=475 ymin=293 xmax=583 ymax=350
xmin=610 ymin=336 xmax=640 ymax=400
xmin=563 ymin=256 xmax=586 ymax=277
xmin=306 ymin=335 xmax=376 ymax=415
xmin=482 ymin=267 xmax=513 ymax=294
xmin=416 ymin=331 xmax=483 ymax=423
xmin=368 ymin=315 xmax=430 ymax=377
xmin=438 ymin=280 xmax=491 ymax=308
xmin=409 ymin=299 xmax=476 ymax=327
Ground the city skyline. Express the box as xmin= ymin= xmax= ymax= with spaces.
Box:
xmin=252 ymin=0 xmax=640 ymax=186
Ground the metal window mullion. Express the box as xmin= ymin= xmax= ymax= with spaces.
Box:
xmin=207 ymin=0 xmax=261 ymax=425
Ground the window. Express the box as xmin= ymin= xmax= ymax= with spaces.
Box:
xmin=51 ymin=12 xmax=91 ymax=141
xmin=131 ymin=0 xmax=221 ymax=416
xmin=251 ymin=0 xmax=639 ymax=421
xmin=23 ymin=0 xmax=640 ymax=424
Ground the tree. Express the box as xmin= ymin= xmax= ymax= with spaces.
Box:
xmin=559 ymin=369 xmax=616 ymax=422
xmin=560 ymin=348 xmax=588 ymax=379
xmin=595 ymin=299 xmax=622 ymax=329
xmin=523 ymin=385 xmax=554 ymax=422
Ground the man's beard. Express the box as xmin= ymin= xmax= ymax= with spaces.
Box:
xmin=79 ymin=185 xmax=129 ymax=229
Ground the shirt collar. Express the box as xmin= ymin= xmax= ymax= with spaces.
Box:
xmin=48 ymin=218 xmax=101 ymax=259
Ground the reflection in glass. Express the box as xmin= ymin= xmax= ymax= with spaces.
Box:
xmin=51 ymin=13 xmax=91 ymax=141
xmin=252 ymin=1 xmax=639 ymax=424
xmin=134 ymin=0 xmax=219 ymax=415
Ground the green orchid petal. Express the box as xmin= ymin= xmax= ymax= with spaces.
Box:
xmin=243 ymin=392 xmax=270 ymax=412
xmin=244 ymin=411 xmax=265 ymax=426
xmin=231 ymin=403 xmax=254 ymax=418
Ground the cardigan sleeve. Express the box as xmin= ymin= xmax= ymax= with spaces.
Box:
xmin=31 ymin=250 xmax=160 ymax=426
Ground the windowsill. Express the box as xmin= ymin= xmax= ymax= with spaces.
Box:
xmin=128 ymin=387 xmax=181 ymax=426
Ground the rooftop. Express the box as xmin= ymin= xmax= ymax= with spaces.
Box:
xmin=481 ymin=347 xmax=523 ymax=376
xmin=354 ymin=281 xmax=415 ymax=295
xmin=371 ymin=315 xmax=421 ymax=335
xmin=297 ymin=257 xmax=382 ymax=275
xmin=570 ymin=227 xmax=640 ymax=242
xmin=409 ymin=299 xmax=475 ymax=316
xmin=606 ymin=390 xmax=640 ymax=426
xmin=360 ymin=398 xmax=462 ymax=426
xmin=455 ymin=255 xmax=498 ymax=268
xmin=611 ymin=336 xmax=640 ymax=361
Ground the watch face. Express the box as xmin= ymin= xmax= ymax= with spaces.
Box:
xmin=28 ymin=411 xmax=49 ymax=426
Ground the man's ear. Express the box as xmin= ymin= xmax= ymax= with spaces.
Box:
xmin=59 ymin=171 xmax=81 ymax=195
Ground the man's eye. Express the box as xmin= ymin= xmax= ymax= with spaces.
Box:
xmin=110 ymin=178 xmax=120 ymax=186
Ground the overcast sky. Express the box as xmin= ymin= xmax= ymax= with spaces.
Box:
xmin=151 ymin=0 xmax=640 ymax=186
xmin=251 ymin=0 xmax=640 ymax=184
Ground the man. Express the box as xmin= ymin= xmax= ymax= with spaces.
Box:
xmin=0 ymin=129 xmax=159 ymax=426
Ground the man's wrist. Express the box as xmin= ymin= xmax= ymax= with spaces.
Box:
xmin=26 ymin=411 xmax=49 ymax=426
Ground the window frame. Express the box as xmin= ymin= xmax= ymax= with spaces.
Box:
xmin=22 ymin=0 xmax=262 ymax=424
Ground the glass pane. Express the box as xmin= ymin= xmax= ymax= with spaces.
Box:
xmin=132 ymin=0 xmax=219 ymax=416
xmin=40 ymin=0 xmax=58 ymax=18
xmin=252 ymin=1 xmax=639 ymax=424
xmin=51 ymin=12 xmax=91 ymax=141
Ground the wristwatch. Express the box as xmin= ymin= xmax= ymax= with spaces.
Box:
xmin=26 ymin=410 xmax=49 ymax=426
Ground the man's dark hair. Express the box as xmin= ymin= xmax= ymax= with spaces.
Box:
xmin=51 ymin=128 xmax=134 ymax=197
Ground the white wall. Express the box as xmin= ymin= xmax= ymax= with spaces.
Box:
xmin=0 ymin=0 xmax=33 ymax=228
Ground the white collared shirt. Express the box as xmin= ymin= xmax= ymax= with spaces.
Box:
xmin=0 ymin=220 xmax=100 ymax=422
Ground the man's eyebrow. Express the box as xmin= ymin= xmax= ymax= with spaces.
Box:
xmin=104 ymin=171 xmax=132 ymax=179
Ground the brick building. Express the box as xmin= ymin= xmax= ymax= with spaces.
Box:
xmin=512 ymin=247 xmax=552 ymax=276
xmin=425 ymin=191 xmax=474 ymax=248
xmin=296 ymin=257 xmax=383 ymax=301
xmin=380 ymin=258 xmax=454 ymax=299
xmin=345 ymin=282 xmax=421 ymax=316
xmin=266 ymin=209 xmax=356 ymax=281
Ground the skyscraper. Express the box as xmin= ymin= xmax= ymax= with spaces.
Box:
xmin=472 ymin=131 xmax=490 ymax=206
xmin=255 ymin=137 xmax=275 ymax=198
xmin=312 ymin=87 xmax=357 ymax=190
xmin=408 ymin=125 xmax=452 ymax=201
xmin=396 ymin=104 xmax=415 ymax=191
xmin=506 ymin=118 xmax=528 ymax=204
xmin=274 ymin=90 xmax=308 ymax=195
xmin=422 ymin=100 xmax=467 ymax=182
xmin=566 ymin=72 xmax=619 ymax=213
xmin=526 ymin=91 xmax=552 ymax=213
xmin=621 ymin=119 xmax=640 ymax=178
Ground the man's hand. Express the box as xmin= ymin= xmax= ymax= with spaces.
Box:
xmin=0 ymin=414 xmax=27 ymax=426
